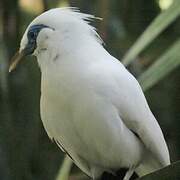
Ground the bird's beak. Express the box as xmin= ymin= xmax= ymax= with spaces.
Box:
xmin=9 ymin=49 xmax=27 ymax=73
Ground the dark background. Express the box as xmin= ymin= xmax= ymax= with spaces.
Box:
xmin=0 ymin=0 xmax=179 ymax=180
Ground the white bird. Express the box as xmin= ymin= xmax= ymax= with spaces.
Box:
xmin=9 ymin=8 xmax=170 ymax=180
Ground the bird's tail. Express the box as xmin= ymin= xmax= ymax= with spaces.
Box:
xmin=135 ymin=152 xmax=168 ymax=177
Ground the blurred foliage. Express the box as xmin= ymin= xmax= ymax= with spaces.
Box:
xmin=122 ymin=0 xmax=180 ymax=66
xmin=56 ymin=156 xmax=72 ymax=180
xmin=139 ymin=39 xmax=180 ymax=91
xmin=0 ymin=0 xmax=179 ymax=180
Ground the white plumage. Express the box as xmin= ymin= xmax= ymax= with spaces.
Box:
xmin=13 ymin=8 xmax=170 ymax=180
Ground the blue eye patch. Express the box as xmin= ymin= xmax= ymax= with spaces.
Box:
xmin=24 ymin=24 xmax=53 ymax=55
xmin=27 ymin=24 xmax=50 ymax=42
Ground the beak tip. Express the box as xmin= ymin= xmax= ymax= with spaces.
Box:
xmin=8 ymin=63 xmax=16 ymax=73
xmin=9 ymin=68 xmax=12 ymax=73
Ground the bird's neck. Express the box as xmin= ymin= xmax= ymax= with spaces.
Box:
xmin=36 ymin=34 xmax=107 ymax=72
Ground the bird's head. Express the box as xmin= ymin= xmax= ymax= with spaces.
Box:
xmin=9 ymin=7 xmax=102 ymax=72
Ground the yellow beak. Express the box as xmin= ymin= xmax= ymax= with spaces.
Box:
xmin=9 ymin=49 xmax=26 ymax=73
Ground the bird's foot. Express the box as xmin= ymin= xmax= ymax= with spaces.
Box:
xmin=100 ymin=168 xmax=138 ymax=180
xmin=123 ymin=168 xmax=135 ymax=180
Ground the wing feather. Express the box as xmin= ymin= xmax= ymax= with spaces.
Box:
xmin=116 ymin=71 xmax=170 ymax=166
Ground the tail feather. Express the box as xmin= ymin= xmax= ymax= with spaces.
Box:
xmin=135 ymin=152 xmax=170 ymax=177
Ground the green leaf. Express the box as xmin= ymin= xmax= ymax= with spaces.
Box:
xmin=56 ymin=155 xmax=73 ymax=180
xmin=138 ymin=39 xmax=180 ymax=91
xmin=138 ymin=161 xmax=180 ymax=180
xmin=122 ymin=0 xmax=180 ymax=66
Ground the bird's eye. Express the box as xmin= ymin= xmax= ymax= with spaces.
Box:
xmin=28 ymin=31 xmax=36 ymax=40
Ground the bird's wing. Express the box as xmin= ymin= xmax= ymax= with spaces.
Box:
xmin=112 ymin=65 xmax=170 ymax=166
xmin=95 ymin=57 xmax=170 ymax=167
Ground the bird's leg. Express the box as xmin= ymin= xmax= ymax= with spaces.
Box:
xmin=91 ymin=167 xmax=105 ymax=180
xmin=123 ymin=168 xmax=135 ymax=180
